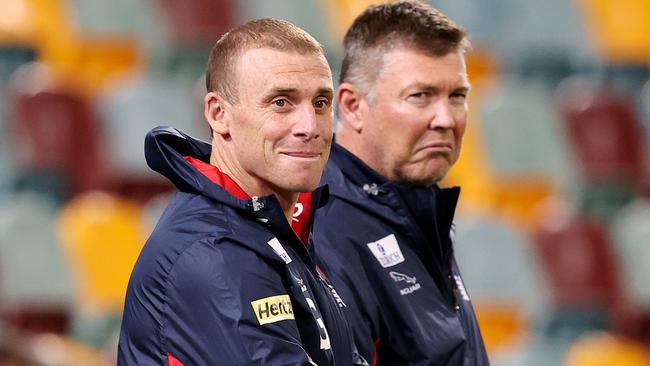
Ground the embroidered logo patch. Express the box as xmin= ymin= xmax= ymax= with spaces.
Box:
xmin=367 ymin=234 xmax=405 ymax=268
xmin=251 ymin=294 xmax=294 ymax=325
xmin=390 ymin=271 xmax=421 ymax=295
xmin=389 ymin=271 xmax=417 ymax=284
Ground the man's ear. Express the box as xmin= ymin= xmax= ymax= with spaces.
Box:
xmin=337 ymin=82 xmax=367 ymax=133
xmin=204 ymin=92 xmax=230 ymax=136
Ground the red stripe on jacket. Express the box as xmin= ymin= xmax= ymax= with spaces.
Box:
xmin=185 ymin=156 xmax=313 ymax=245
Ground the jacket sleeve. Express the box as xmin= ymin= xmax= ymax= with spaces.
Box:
xmin=162 ymin=238 xmax=316 ymax=366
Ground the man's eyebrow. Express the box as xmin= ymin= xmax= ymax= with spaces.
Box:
xmin=265 ymin=87 xmax=299 ymax=96
xmin=406 ymin=81 xmax=472 ymax=93
xmin=316 ymin=87 xmax=334 ymax=98
xmin=262 ymin=86 xmax=334 ymax=99
xmin=455 ymin=84 xmax=472 ymax=93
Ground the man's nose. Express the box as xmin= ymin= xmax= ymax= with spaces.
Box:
xmin=429 ymin=101 xmax=456 ymax=130
xmin=293 ymin=103 xmax=321 ymax=140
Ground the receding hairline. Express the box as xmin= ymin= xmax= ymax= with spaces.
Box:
xmin=205 ymin=18 xmax=326 ymax=102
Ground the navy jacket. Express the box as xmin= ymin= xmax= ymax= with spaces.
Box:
xmin=118 ymin=127 xmax=366 ymax=366
xmin=313 ymin=143 xmax=489 ymax=365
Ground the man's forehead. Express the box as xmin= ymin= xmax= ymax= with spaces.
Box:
xmin=237 ymin=48 xmax=333 ymax=93
xmin=382 ymin=48 xmax=469 ymax=84
xmin=239 ymin=47 xmax=330 ymax=72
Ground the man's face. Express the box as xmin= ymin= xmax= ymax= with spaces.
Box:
xmin=359 ymin=48 xmax=470 ymax=186
xmin=225 ymin=48 xmax=334 ymax=195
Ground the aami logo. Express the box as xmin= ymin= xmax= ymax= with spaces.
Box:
xmin=251 ymin=294 xmax=294 ymax=325
xmin=367 ymin=234 xmax=405 ymax=268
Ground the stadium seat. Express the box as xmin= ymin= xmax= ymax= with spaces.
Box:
xmin=576 ymin=0 xmax=650 ymax=63
xmin=156 ymin=0 xmax=235 ymax=46
xmin=640 ymin=80 xmax=650 ymax=150
xmin=454 ymin=215 xmax=548 ymax=355
xmin=530 ymin=199 xmax=640 ymax=337
xmin=57 ymin=191 xmax=147 ymax=313
xmin=479 ymin=80 xmax=572 ymax=184
xmin=556 ymin=77 xmax=647 ymax=185
xmin=0 ymin=192 xmax=75 ymax=334
xmin=610 ymin=198 xmax=650 ymax=311
xmin=532 ymin=203 xmax=617 ymax=309
xmin=98 ymin=72 xmax=204 ymax=179
xmin=444 ymin=82 xmax=564 ymax=226
xmin=8 ymin=63 xmax=107 ymax=199
xmin=0 ymin=46 xmax=37 ymax=87
xmin=57 ymin=191 xmax=148 ymax=347
xmin=241 ymin=0 xmax=336 ymax=62
xmin=565 ymin=331 xmax=650 ymax=366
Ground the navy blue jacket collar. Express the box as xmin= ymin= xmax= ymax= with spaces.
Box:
xmin=144 ymin=126 xmax=329 ymax=225
xmin=326 ymin=141 xmax=460 ymax=241
xmin=329 ymin=142 xmax=388 ymax=189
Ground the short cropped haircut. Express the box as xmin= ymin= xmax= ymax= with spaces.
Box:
xmin=206 ymin=18 xmax=325 ymax=104
xmin=340 ymin=0 xmax=470 ymax=100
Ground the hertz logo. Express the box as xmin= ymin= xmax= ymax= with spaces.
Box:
xmin=251 ymin=295 xmax=294 ymax=325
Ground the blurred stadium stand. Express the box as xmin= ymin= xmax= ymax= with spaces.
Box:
xmin=0 ymin=0 xmax=649 ymax=364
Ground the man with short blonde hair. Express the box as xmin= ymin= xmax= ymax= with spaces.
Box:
xmin=119 ymin=18 xmax=366 ymax=366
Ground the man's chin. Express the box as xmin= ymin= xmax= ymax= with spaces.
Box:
xmin=396 ymin=168 xmax=449 ymax=187
xmin=284 ymin=180 xmax=320 ymax=194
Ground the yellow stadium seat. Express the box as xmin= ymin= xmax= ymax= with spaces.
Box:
xmin=317 ymin=0 xmax=384 ymax=42
xmin=577 ymin=0 xmax=650 ymax=62
xmin=0 ymin=0 xmax=38 ymax=43
xmin=57 ymin=191 xmax=147 ymax=313
xmin=1 ymin=0 xmax=140 ymax=95
xmin=473 ymin=302 xmax=529 ymax=355
xmin=565 ymin=331 xmax=650 ymax=366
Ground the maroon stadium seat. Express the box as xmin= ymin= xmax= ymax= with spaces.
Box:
xmin=9 ymin=68 xmax=107 ymax=197
xmin=556 ymin=78 xmax=647 ymax=186
xmin=156 ymin=0 xmax=236 ymax=46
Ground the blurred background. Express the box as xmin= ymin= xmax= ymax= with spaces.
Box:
xmin=0 ymin=0 xmax=649 ymax=365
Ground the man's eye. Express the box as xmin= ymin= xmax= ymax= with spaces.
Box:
xmin=450 ymin=92 xmax=467 ymax=101
xmin=274 ymin=99 xmax=286 ymax=107
xmin=314 ymin=99 xmax=329 ymax=109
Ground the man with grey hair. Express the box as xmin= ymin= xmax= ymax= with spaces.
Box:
xmin=118 ymin=18 xmax=366 ymax=366
xmin=312 ymin=1 xmax=489 ymax=364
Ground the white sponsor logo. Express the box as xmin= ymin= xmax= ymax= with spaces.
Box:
xmin=305 ymin=297 xmax=331 ymax=350
xmin=454 ymin=274 xmax=470 ymax=301
xmin=293 ymin=276 xmax=331 ymax=351
xmin=367 ymin=234 xmax=405 ymax=268
xmin=292 ymin=202 xmax=303 ymax=222
xmin=324 ymin=282 xmax=346 ymax=308
xmin=267 ymin=237 xmax=292 ymax=264
xmin=390 ymin=271 xmax=421 ymax=295
xmin=400 ymin=283 xmax=421 ymax=295
xmin=389 ymin=271 xmax=417 ymax=284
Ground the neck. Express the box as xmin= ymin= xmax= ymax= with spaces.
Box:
xmin=210 ymin=141 xmax=298 ymax=224
xmin=274 ymin=192 xmax=300 ymax=224
xmin=335 ymin=127 xmax=355 ymax=151
xmin=336 ymin=127 xmax=368 ymax=168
